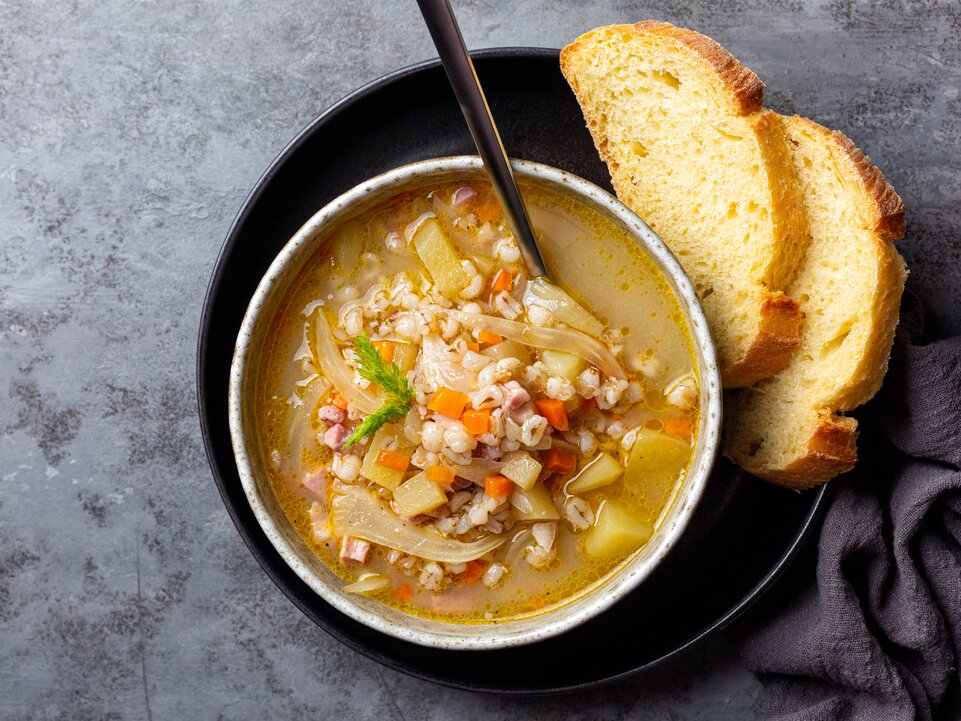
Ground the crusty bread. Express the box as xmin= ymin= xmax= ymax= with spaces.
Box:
xmin=725 ymin=115 xmax=907 ymax=489
xmin=560 ymin=22 xmax=807 ymax=387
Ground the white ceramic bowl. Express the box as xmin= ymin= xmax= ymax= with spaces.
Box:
xmin=228 ymin=156 xmax=721 ymax=650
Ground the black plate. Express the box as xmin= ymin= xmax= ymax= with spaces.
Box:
xmin=197 ymin=48 xmax=829 ymax=694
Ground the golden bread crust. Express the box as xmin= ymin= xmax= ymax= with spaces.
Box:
xmin=788 ymin=116 xmax=905 ymax=241
xmin=560 ymin=23 xmax=805 ymax=388
xmin=744 ymin=414 xmax=858 ymax=490
xmin=783 ymin=116 xmax=908 ymax=413
xmin=629 ymin=21 xmax=765 ymax=114
xmin=725 ymin=292 xmax=801 ymax=388
xmin=561 ymin=23 xmax=764 ymax=117
xmin=729 ymin=117 xmax=907 ymax=486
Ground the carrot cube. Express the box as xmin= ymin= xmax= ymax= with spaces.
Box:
xmin=491 ymin=269 xmax=512 ymax=292
xmin=461 ymin=407 xmax=491 ymax=435
xmin=534 ymin=398 xmax=569 ymax=431
xmin=426 ymin=386 xmax=469 ymax=419
xmin=425 ymin=465 xmax=455 ymax=484
xmin=484 ymin=474 xmax=514 ymax=499
xmin=544 ymin=448 xmax=577 ymax=475
xmin=461 ymin=560 xmax=487 ymax=583
xmin=375 ymin=449 xmax=410 ymax=472
xmin=373 ymin=340 xmax=396 ymax=363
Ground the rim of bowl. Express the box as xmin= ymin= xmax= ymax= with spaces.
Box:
xmin=228 ymin=156 xmax=722 ymax=650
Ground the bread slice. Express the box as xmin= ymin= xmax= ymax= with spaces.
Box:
xmin=725 ymin=115 xmax=907 ymax=489
xmin=560 ymin=22 xmax=807 ymax=387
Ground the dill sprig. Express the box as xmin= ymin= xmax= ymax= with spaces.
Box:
xmin=342 ymin=333 xmax=415 ymax=449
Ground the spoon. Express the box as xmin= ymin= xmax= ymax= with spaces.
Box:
xmin=415 ymin=0 xmax=549 ymax=278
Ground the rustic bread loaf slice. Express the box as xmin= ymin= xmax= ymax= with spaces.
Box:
xmin=725 ymin=115 xmax=907 ymax=488
xmin=560 ymin=21 xmax=807 ymax=387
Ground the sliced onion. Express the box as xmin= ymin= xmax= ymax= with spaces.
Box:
xmin=450 ymin=458 xmax=504 ymax=482
xmin=418 ymin=335 xmax=476 ymax=393
xmin=308 ymin=308 xmax=381 ymax=415
xmin=331 ymin=485 xmax=506 ymax=563
xmin=523 ymin=277 xmax=605 ymax=338
xmin=342 ymin=572 xmax=390 ymax=595
xmin=444 ymin=310 xmax=626 ymax=379
xmin=285 ymin=376 xmax=330 ymax=479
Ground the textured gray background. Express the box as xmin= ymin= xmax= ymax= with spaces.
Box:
xmin=2 ymin=0 xmax=958 ymax=719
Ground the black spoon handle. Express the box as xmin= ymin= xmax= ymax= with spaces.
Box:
xmin=415 ymin=0 xmax=548 ymax=278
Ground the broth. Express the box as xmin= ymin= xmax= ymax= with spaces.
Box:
xmin=250 ymin=176 xmax=699 ymax=623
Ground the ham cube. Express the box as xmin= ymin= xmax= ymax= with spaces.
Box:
xmin=339 ymin=536 xmax=370 ymax=565
xmin=317 ymin=405 xmax=347 ymax=426
xmin=502 ymin=380 xmax=531 ymax=412
xmin=303 ymin=469 xmax=329 ymax=502
xmin=323 ymin=423 xmax=350 ymax=450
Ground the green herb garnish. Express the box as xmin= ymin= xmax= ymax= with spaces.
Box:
xmin=342 ymin=333 xmax=415 ymax=449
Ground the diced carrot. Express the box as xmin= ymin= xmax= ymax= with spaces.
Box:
xmin=330 ymin=393 xmax=348 ymax=410
xmin=663 ymin=418 xmax=693 ymax=439
xmin=544 ymin=448 xmax=577 ymax=475
xmin=466 ymin=342 xmax=480 ymax=352
xmin=427 ymin=386 xmax=469 ymax=419
xmin=426 ymin=465 xmax=455 ymax=484
xmin=461 ymin=560 xmax=487 ymax=583
xmin=491 ymin=268 xmax=512 ymax=292
xmin=484 ymin=474 xmax=514 ymax=499
xmin=534 ymin=398 xmax=570 ymax=431
xmin=581 ymin=397 xmax=596 ymax=413
xmin=373 ymin=340 xmax=396 ymax=363
xmin=376 ymin=449 xmax=410 ymax=471
xmin=461 ymin=407 xmax=491 ymax=435
xmin=393 ymin=584 xmax=413 ymax=601
xmin=478 ymin=331 xmax=502 ymax=345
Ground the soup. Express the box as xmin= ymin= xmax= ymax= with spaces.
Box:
xmin=250 ymin=176 xmax=699 ymax=623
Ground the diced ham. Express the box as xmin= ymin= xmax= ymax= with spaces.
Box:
xmin=323 ymin=423 xmax=350 ymax=450
xmin=339 ymin=536 xmax=370 ymax=565
xmin=303 ymin=469 xmax=329 ymax=502
xmin=317 ymin=404 xmax=346 ymax=426
xmin=531 ymin=522 xmax=557 ymax=552
xmin=502 ymin=380 xmax=531 ymax=412
xmin=476 ymin=443 xmax=501 ymax=461
xmin=451 ymin=476 xmax=473 ymax=490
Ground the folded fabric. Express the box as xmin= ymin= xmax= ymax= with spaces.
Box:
xmin=737 ymin=294 xmax=961 ymax=721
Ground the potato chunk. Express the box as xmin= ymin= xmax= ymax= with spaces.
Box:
xmin=393 ymin=472 xmax=447 ymax=518
xmin=510 ymin=481 xmax=560 ymax=521
xmin=541 ymin=349 xmax=587 ymax=383
xmin=482 ymin=339 xmax=532 ymax=365
xmin=500 ymin=450 xmax=542 ymax=491
xmin=583 ymin=501 xmax=652 ymax=559
xmin=392 ymin=342 xmax=418 ymax=373
xmin=330 ymin=218 xmax=366 ymax=274
xmin=411 ymin=217 xmax=470 ymax=298
xmin=359 ymin=425 xmax=410 ymax=491
xmin=566 ymin=452 xmax=623 ymax=494
xmin=624 ymin=429 xmax=690 ymax=510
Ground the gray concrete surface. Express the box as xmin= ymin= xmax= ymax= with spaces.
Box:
xmin=2 ymin=1 xmax=958 ymax=719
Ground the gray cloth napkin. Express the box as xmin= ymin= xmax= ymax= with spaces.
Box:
xmin=737 ymin=295 xmax=961 ymax=721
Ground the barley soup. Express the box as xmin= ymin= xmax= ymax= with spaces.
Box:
xmin=250 ymin=177 xmax=699 ymax=622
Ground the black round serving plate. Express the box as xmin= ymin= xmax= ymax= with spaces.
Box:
xmin=197 ymin=48 xmax=829 ymax=694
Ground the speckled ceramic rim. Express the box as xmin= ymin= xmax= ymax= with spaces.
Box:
xmin=228 ymin=156 xmax=721 ymax=650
